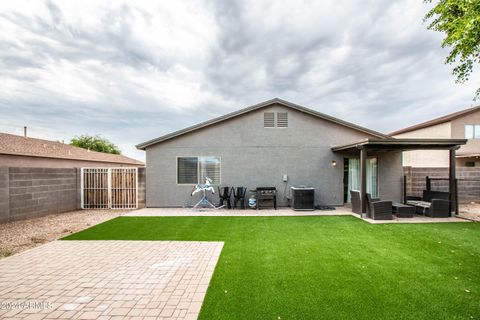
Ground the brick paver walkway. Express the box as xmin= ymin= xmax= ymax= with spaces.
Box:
xmin=0 ymin=241 xmax=223 ymax=320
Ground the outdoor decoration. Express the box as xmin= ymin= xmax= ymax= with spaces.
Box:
xmin=191 ymin=177 xmax=218 ymax=209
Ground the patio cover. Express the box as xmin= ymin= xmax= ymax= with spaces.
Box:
xmin=332 ymin=138 xmax=467 ymax=215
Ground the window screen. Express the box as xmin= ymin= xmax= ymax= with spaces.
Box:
xmin=277 ymin=112 xmax=288 ymax=127
xmin=475 ymin=125 xmax=480 ymax=139
xmin=465 ymin=125 xmax=474 ymax=139
xmin=177 ymin=157 xmax=198 ymax=184
xmin=199 ymin=157 xmax=221 ymax=184
xmin=177 ymin=156 xmax=221 ymax=184
xmin=264 ymin=112 xmax=275 ymax=127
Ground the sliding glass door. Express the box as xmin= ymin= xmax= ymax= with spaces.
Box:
xmin=345 ymin=157 xmax=378 ymax=202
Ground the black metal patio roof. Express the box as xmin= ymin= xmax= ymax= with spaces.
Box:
xmin=331 ymin=138 xmax=467 ymax=153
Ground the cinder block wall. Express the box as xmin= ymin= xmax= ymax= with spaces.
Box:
xmin=404 ymin=167 xmax=480 ymax=203
xmin=0 ymin=166 xmax=146 ymax=223
xmin=137 ymin=167 xmax=146 ymax=208
xmin=7 ymin=167 xmax=79 ymax=221
xmin=0 ymin=167 xmax=9 ymax=221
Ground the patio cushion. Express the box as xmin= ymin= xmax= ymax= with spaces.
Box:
xmin=407 ymin=200 xmax=431 ymax=208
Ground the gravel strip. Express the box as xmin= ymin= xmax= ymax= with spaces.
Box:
xmin=459 ymin=203 xmax=480 ymax=221
xmin=0 ymin=209 xmax=131 ymax=258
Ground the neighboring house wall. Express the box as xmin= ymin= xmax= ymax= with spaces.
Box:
xmin=0 ymin=154 xmax=141 ymax=168
xmin=394 ymin=122 xmax=451 ymax=167
xmin=457 ymin=157 xmax=480 ymax=167
xmin=451 ymin=110 xmax=480 ymax=157
xmin=394 ymin=109 xmax=480 ymax=167
xmin=145 ymin=104 xmax=403 ymax=207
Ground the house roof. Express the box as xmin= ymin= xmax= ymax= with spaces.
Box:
xmin=331 ymin=138 xmax=468 ymax=153
xmin=136 ymin=98 xmax=391 ymax=149
xmin=456 ymin=152 xmax=480 ymax=158
xmin=390 ymin=105 xmax=480 ymax=136
xmin=0 ymin=132 xmax=144 ymax=165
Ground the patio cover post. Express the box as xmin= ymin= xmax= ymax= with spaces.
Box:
xmin=359 ymin=147 xmax=367 ymax=215
xmin=449 ymin=148 xmax=458 ymax=215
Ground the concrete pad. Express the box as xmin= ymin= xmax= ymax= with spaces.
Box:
xmin=359 ymin=215 xmax=470 ymax=224
xmin=126 ymin=207 xmax=470 ymax=224
xmin=124 ymin=207 xmax=353 ymax=217
xmin=0 ymin=240 xmax=223 ymax=320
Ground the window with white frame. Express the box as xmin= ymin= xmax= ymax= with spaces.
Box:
xmin=465 ymin=125 xmax=480 ymax=139
xmin=177 ymin=156 xmax=221 ymax=184
xmin=346 ymin=157 xmax=378 ymax=202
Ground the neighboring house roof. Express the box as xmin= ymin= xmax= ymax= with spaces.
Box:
xmin=137 ymin=98 xmax=391 ymax=149
xmin=457 ymin=152 xmax=480 ymax=158
xmin=390 ymin=105 xmax=480 ymax=136
xmin=0 ymin=132 xmax=144 ymax=165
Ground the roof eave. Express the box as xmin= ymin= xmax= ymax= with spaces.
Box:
xmin=0 ymin=151 xmax=144 ymax=166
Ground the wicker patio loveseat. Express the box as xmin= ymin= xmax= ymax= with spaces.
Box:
xmin=406 ymin=190 xmax=451 ymax=218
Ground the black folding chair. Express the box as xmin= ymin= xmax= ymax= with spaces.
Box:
xmin=233 ymin=187 xmax=247 ymax=209
xmin=217 ymin=186 xmax=232 ymax=209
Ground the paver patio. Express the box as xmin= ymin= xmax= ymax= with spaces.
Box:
xmin=0 ymin=240 xmax=223 ymax=320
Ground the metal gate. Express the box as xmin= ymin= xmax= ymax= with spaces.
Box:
xmin=81 ymin=168 xmax=138 ymax=209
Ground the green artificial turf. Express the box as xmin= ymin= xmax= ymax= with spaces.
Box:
xmin=64 ymin=216 xmax=480 ymax=319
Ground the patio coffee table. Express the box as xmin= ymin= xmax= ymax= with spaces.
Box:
xmin=406 ymin=200 xmax=431 ymax=216
xmin=392 ymin=203 xmax=415 ymax=218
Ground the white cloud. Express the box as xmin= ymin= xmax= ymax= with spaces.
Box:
xmin=0 ymin=0 xmax=479 ymax=161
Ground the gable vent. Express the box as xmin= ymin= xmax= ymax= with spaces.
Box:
xmin=264 ymin=112 xmax=275 ymax=128
xmin=277 ymin=112 xmax=288 ymax=127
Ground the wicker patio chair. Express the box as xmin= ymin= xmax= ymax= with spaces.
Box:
xmin=426 ymin=199 xmax=451 ymax=218
xmin=366 ymin=193 xmax=393 ymax=220
xmin=350 ymin=190 xmax=361 ymax=214
xmin=350 ymin=190 xmax=380 ymax=215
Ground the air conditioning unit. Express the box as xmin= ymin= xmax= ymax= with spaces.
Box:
xmin=290 ymin=186 xmax=315 ymax=211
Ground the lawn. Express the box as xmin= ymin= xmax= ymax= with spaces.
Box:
xmin=65 ymin=216 xmax=480 ymax=319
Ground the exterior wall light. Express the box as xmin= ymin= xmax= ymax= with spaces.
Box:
xmin=331 ymin=160 xmax=337 ymax=167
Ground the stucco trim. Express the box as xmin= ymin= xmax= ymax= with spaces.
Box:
xmin=136 ymin=98 xmax=391 ymax=150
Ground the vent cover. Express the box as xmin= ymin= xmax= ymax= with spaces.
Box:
xmin=277 ymin=112 xmax=288 ymax=127
xmin=264 ymin=112 xmax=275 ymax=128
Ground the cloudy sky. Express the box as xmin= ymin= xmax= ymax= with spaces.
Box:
xmin=0 ymin=0 xmax=479 ymax=161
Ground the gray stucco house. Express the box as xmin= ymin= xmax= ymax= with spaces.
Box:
xmin=137 ymin=98 xmax=465 ymax=211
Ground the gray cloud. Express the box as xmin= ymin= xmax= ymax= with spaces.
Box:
xmin=0 ymin=0 xmax=478 ymax=161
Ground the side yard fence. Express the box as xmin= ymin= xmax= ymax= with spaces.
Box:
xmin=0 ymin=167 xmax=145 ymax=223
xmin=404 ymin=166 xmax=480 ymax=204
